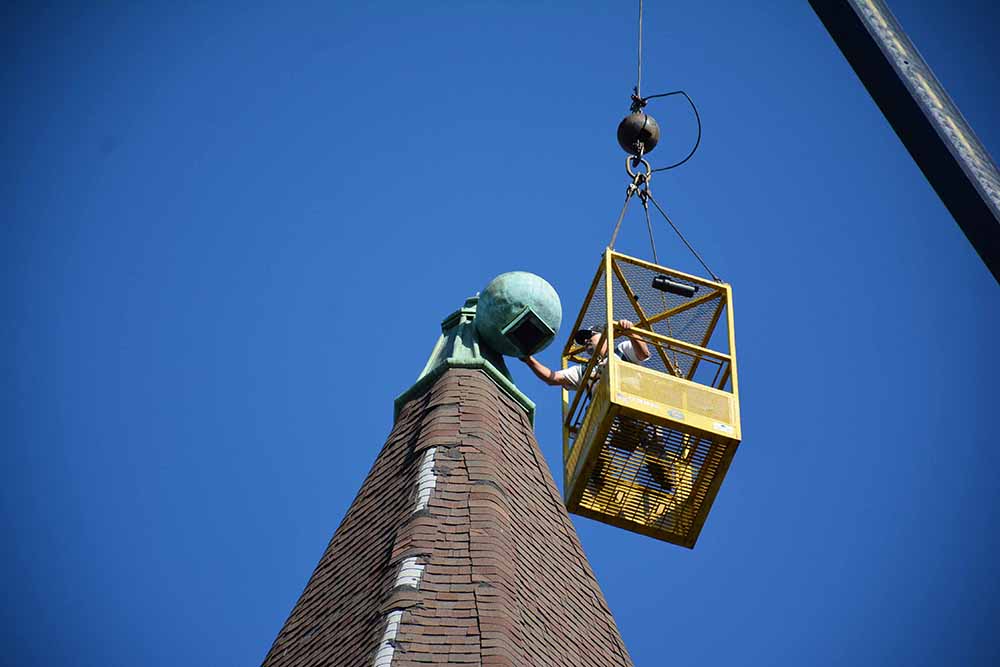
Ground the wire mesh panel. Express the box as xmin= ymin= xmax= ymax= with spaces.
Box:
xmin=563 ymin=253 xmax=732 ymax=381
xmin=562 ymin=249 xmax=741 ymax=548
xmin=566 ymin=408 xmax=738 ymax=547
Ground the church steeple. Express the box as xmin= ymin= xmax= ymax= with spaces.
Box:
xmin=263 ymin=274 xmax=634 ymax=666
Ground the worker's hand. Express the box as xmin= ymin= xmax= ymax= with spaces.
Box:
xmin=617 ymin=319 xmax=636 ymax=331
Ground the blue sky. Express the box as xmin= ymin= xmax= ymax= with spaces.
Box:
xmin=3 ymin=2 xmax=998 ymax=665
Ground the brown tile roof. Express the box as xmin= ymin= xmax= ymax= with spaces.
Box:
xmin=263 ymin=368 xmax=633 ymax=666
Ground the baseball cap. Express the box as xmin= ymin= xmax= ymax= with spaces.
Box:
xmin=573 ymin=324 xmax=606 ymax=345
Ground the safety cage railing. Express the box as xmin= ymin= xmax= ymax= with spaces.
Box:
xmin=561 ymin=249 xmax=741 ymax=548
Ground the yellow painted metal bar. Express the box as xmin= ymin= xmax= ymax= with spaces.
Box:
xmin=686 ymin=296 xmax=726 ymax=380
xmin=564 ymin=374 xmax=605 ymax=480
xmin=561 ymin=250 xmax=608 ymax=357
xmin=723 ymin=284 xmax=740 ymax=427
xmin=622 ymin=326 xmax=731 ymax=364
xmin=684 ymin=436 xmax=740 ymax=548
xmin=610 ymin=258 xmax=679 ymax=376
xmin=562 ymin=328 xmax=610 ymax=429
xmin=566 ymin=399 xmax=617 ymax=508
xmin=604 ymin=250 xmax=617 ymax=394
xmin=563 ymin=250 xmax=608 ymax=449
xmin=569 ymin=504 xmax=690 ymax=547
xmin=611 ymin=249 xmax=726 ymax=290
xmin=561 ymin=354 xmax=570 ymax=461
xmin=643 ymin=289 xmax=723 ymax=328
xmin=716 ymin=365 xmax=732 ymax=391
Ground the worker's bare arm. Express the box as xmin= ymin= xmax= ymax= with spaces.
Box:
xmin=616 ymin=319 xmax=651 ymax=362
xmin=521 ymin=356 xmax=576 ymax=389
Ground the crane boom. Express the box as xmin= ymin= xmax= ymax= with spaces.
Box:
xmin=809 ymin=0 xmax=1000 ymax=283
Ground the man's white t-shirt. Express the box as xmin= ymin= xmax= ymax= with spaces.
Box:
xmin=555 ymin=340 xmax=642 ymax=391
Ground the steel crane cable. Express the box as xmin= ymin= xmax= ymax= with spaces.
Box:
xmin=608 ymin=159 xmax=687 ymax=374
xmin=630 ymin=3 xmax=718 ymax=281
xmin=608 ymin=168 xmax=642 ymax=248
xmin=647 ymin=191 xmax=721 ymax=282
xmin=642 ymin=191 xmax=684 ymax=375
xmin=636 ymin=0 xmax=644 ymax=100
xmin=610 ymin=156 xmax=719 ymax=283
xmin=607 ymin=188 xmax=635 ymax=249
xmin=614 ymin=1 xmax=720 ymax=284
xmin=641 ymin=193 xmax=658 ymax=265
xmin=631 ymin=1 xmax=703 ymax=172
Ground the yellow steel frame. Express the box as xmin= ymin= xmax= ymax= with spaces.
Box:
xmin=561 ymin=248 xmax=741 ymax=548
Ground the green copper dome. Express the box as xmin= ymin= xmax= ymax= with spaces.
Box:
xmin=475 ymin=271 xmax=562 ymax=358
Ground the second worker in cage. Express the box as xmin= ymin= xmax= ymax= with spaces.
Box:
xmin=520 ymin=318 xmax=650 ymax=390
